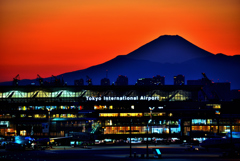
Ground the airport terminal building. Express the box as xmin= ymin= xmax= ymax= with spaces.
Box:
xmin=0 ymin=85 xmax=239 ymax=144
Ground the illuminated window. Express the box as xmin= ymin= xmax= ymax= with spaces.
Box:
xmin=213 ymin=104 xmax=221 ymax=109
xmin=94 ymin=105 xmax=99 ymax=110
xmin=11 ymin=91 xmax=27 ymax=98
xmin=207 ymin=119 xmax=212 ymax=124
xmin=151 ymin=112 xmax=166 ymax=116
xmin=120 ymin=113 xmax=127 ymax=117
xmin=99 ymin=113 xmax=119 ymax=117
xmin=20 ymin=130 xmax=26 ymax=136
xmin=94 ymin=105 xmax=108 ymax=110
xmin=192 ymin=119 xmax=206 ymax=125
xmin=103 ymin=126 xmax=145 ymax=134
xmin=144 ymin=113 xmax=150 ymax=116
xmin=183 ymin=127 xmax=190 ymax=135
xmin=18 ymin=106 xmax=27 ymax=111
xmin=20 ymin=114 xmax=26 ymax=118
xmin=35 ymin=106 xmax=44 ymax=110
xmin=219 ymin=126 xmax=230 ymax=133
xmin=120 ymin=113 xmax=142 ymax=117
xmin=60 ymin=90 xmax=75 ymax=98
xmin=169 ymin=90 xmax=191 ymax=101
xmin=207 ymin=104 xmax=221 ymax=109
xmin=60 ymin=114 xmax=67 ymax=118
xmin=34 ymin=114 xmax=47 ymax=118
xmin=66 ymin=114 xmax=77 ymax=118
xmin=4 ymin=114 xmax=11 ymax=118
xmin=184 ymin=121 xmax=190 ymax=126
xmin=46 ymin=106 xmax=57 ymax=110
xmin=0 ymin=121 xmax=9 ymax=127
xmin=105 ymin=120 xmax=112 ymax=126
xmin=232 ymin=126 xmax=240 ymax=132
xmin=60 ymin=106 xmax=68 ymax=110
xmin=215 ymin=111 xmax=220 ymax=115
xmin=192 ymin=126 xmax=211 ymax=132
xmin=171 ymin=127 xmax=180 ymax=133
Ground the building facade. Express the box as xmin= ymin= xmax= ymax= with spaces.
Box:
xmin=0 ymin=85 xmax=239 ymax=144
xmin=115 ymin=75 xmax=128 ymax=86
xmin=174 ymin=75 xmax=185 ymax=85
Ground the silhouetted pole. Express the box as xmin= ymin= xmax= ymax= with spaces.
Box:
xmin=147 ymin=107 xmax=154 ymax=158
xmin=146 ymin=123 xmax=149 ymax=158
xmin=129 ymin=119 xmax=132 ymax=157
xmin=230 ymin=115 xmax=233 ymax=149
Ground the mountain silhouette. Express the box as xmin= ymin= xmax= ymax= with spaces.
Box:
xmin=0 ymin=35 xmax=239 ymax=89
xmin=126 ymin=35 xmax=213 ymax=63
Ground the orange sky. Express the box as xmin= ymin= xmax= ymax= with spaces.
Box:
xmin=0 ymin=0 xmax=240 ymax=82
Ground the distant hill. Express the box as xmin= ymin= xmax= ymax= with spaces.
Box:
xmin=0 ymin=35 xmax=239 ymax=89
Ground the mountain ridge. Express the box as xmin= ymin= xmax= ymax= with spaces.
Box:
xmin=0 ymin=35 xmax=239 ymax=89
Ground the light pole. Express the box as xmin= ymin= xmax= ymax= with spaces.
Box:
xmin=46 ymin=107 xmax=53 ymax=147
xmin=147 ymin=107 xmax=155 ymax=158
xmin=129 ymin=119 xmax=132 ymax=157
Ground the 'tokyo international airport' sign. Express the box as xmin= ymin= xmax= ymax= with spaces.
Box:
xmin=85 ymin=96 xmax=159 ymax=101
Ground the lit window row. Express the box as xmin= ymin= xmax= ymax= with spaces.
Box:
xmin=206 ymin=104 xmax=221 ymax=109
xmin=0 ymin=90 xmax=85 ymax=98
xmin=104 ymin=126 xmax=146 ymax=134
xmin=20 ymin=114 xmax=47 ymax=118
xmin=119 ymin=113 xmax=143 ymax=117
xmin=159 ymin=120 xmax=179 ymax=125
xmin=99 ymin=113 xmax=118 ymax=117
xmin=17 ymin=105 xmax=83 ymax=110
xmin=99 ymin=113 xmax=143 ymax=117
xmin=0 ymin=114 xmax=15 ymax=118
xmin=94 ymin=105 xmax=113 ymax=110
xmin=0 ymin=90 xmax=192 ymax=101
xmin=103 ymin=126 xmax=181 ymax=134
xmin=192 ymin=119 xmax=218 ymax=125
xmin=144 ymin=112 xmax=166 ymax=116
xmin=218 ymin=119 xmax=240 ymax=125
xmin=192 ymin=126 xmax=218 ymax=133
xmin=0 ymin=128 xmax=16 ymax=136
xmin=51 ymin=114 xmax=77 ymax=118
xmin=99 ymin=112 xmax=170 ymax=117
xmin=0 ymin=121 xmax=9 ymax=127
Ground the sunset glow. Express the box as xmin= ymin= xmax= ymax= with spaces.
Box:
xmin=0 ymin=0 xmax=240 ymax=82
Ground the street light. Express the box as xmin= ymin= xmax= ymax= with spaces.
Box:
xmin=147 ymin=107 xmax=155 ymax=158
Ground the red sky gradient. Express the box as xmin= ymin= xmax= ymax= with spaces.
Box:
xmin=0 ymin=0 xmax=240 ymax=82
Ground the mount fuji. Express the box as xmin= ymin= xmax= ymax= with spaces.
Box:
xmin=1 ymin=35 xmax=240 ymax=89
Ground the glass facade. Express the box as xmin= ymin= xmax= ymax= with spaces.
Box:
xmin=0 ymin=89 xmax=193 ymax=101
xmin=0 ymin=85 xmax=238 ymax=141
